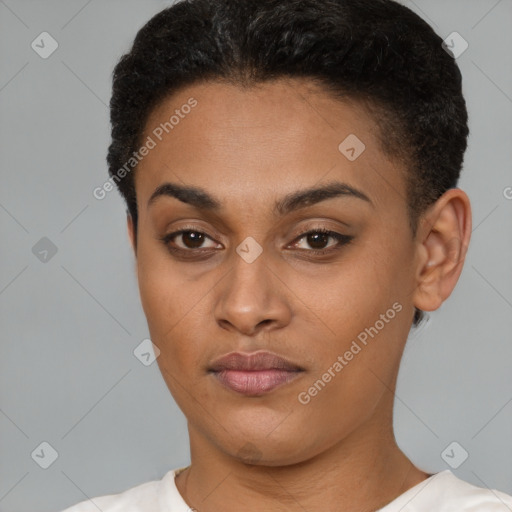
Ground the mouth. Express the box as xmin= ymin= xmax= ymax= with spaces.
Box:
xmin=208 ymin=351 xmax=305 ymax=396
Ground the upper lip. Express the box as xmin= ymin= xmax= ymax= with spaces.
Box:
xmin=209 ymin=351 xmax=304 ymax=372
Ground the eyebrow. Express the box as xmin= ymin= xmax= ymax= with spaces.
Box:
xmin=147 ymin=180 xmax=373 ymax=216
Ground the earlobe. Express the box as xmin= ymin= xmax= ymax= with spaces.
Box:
xmin=412 ymin=188 xmax=472 ymax=313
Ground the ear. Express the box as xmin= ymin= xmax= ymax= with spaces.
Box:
xmin=412 ymin=188 xmax=472 ymax=313
xmin=127 ymin=212 xmax=137 ymax=255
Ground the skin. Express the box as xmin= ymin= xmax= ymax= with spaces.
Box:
xmin=126 ymin=78 xmax=471 ymax=512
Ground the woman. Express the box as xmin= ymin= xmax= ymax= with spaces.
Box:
xmin=63 ymin=0 xmax=512 ymax=510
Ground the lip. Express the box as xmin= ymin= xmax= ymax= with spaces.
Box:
xmin=209 ymin=351 xmax=304 ymax=372
xmin=208 ymin=351 xmax=304 ymax=396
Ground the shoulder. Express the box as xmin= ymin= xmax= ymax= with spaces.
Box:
xmin=382 ymin=470 xmax=512 ymax=511
xmin=437 ymin=471 xmax=512 ymax=510
xmin=59 ymin=468 xmax=183 ymax=512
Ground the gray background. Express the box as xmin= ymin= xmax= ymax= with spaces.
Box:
xmin=0 ymin=0 xmax=511 ymax=511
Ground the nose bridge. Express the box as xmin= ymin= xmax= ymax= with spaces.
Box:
xmin=225 ymin=243 xmax=272 ymax=311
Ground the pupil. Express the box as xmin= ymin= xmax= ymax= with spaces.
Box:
xmin=183 ymin=231 xmax=204 ymax=248
xmin=308 ymin=232 xmax=328 ymax=249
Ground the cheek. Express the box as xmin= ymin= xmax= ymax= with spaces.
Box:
xmin=311 ymin=249 xmax=394 ymax=328
xmin=352 ymin=230 xmax=413 ymax=304
xmin=136 ymin=252 xmax=183 ymax=349
xmin=305 ymin=241 xmax=410 ymax=385
xmin=136 ymin=242 xmax=192 ymax=329
xmin=294 ymin=309 xmax=406 ymax=445
xmin=136 ymin=248 xmax=214 ymax=375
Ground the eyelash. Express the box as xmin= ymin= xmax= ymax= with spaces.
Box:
xmin=158 ymin=225 xmax=354 ymax=258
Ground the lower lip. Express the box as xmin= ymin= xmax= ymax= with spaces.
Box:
xmin=211 ymin=369 xmax=302 ymax=396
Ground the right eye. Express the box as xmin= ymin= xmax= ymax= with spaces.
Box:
xmin=159 ymin=228 xmax=221 ymax=252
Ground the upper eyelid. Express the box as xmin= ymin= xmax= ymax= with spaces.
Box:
xmin=167 ymin=225 xmax=346 ymax=237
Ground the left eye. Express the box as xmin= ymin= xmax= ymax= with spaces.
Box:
xmin=291 ymin=229 xmax=353 ymax=252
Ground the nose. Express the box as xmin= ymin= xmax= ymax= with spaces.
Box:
xmin=213 ymin=249 xmax=292 ymax=336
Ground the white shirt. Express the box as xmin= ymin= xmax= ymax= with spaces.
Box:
xmin=61 ymin=466 xmax=512 ymax=511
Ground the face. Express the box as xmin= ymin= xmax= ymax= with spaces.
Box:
xmin=130 ymin=78 xmax=421 ymax=465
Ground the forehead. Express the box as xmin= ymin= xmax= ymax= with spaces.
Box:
xmin=135 ymin=78 xmax=407 ymax=214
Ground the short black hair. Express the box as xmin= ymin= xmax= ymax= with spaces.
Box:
xmin=107 ymin=0 xmax=469 ymax=328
